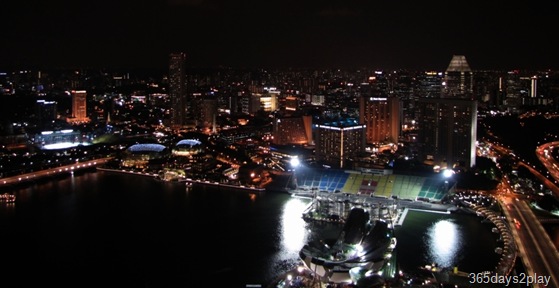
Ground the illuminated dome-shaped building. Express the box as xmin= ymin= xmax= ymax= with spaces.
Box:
xmin=172 ymin=139 xmax=204 ymax=156
xmin=169 ymin=139 xmax=214 ymax=173
xmin=122 ymin=143 xmax=169 ymax=169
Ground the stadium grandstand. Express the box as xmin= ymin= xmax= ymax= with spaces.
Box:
xmin=292 ymin=168 xmax=454 ymax=202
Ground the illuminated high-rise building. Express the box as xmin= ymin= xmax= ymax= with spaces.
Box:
xmin=68 ymin=90 xmax=88 ymax=123
xmin=272 ymin=114 xmax=312 ymax=145
xmin=169 ymin=52 xmax=188 ymax=128
xmin=416 ymin=98 xmax=477 ymax=169
xmin=442 ymin=55 xmax=474 ymax=99
xmin=359 ymin=96 xmax=401 ymax=144
xmin=315 ymin=118 xmax=365 ymax=169
xmin=260 ymin=93 xmax=278 ymax=112
xmin=260 ymin=87 xmax=280 ymax=112
xmin=503 ymin=70 xmax=524 ymax=112
xmin=417 ymin=71 xmax=444 ymax=98
xmin=530 ymin=75 xmax=538 ymax=98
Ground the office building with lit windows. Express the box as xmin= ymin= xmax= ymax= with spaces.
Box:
xmin=413 ymin=55 xmax=478 ymax=169
xmin=359 ymin=96 xmax=401 ymax=144
xmin=315 ymin=118 xmax=365 ymax=169
xmin=259 ymin=90 xmax=279 ymax=112
xmin=417 ymin=71 xmax=444 ymax=98
xmin=67 ymin=90 xmax=88 ymax=123
xmin=442 ymin=55 xmax=474 ymax=99
xmin=416 ymin=98 xmax=477 ymax=169
xmin=169 ymin=52 xmax=188 ymax=128
xmin=272 ymin=114 xmax=312 ymax=145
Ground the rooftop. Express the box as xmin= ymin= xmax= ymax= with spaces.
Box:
xmin=446 ymin=55 xmax=472 ymax=72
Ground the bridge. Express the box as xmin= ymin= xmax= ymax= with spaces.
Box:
xmin=0 ymin=157 xmax=113 ymax=188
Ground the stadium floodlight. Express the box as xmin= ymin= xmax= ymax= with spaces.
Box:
xmin=290 ymin=157 xmax=300 ymax=168
xmin=443 ymin=169 xmax=454 ymax=178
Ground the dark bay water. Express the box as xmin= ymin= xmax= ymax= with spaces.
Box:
xmin=0 ymin=171 xmax=505 ymax=288
xmin=0 ymin=171 xmax=316 ymax=288
xmin=395 ymin=210 xmax=502 ymax=274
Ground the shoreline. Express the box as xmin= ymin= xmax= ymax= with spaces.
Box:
xmin=96 ymin=167 xmax=266 ymax=192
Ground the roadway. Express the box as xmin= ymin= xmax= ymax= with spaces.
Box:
xmin=500 ymin=196 xmax=559 ymax=287
xmin=483 ymin=140 xmax=559 ymax=287
xmin=0 ymin=157 xmax=113 ymax=187
xmin=536 ymin=141 xmax=559 ymax=197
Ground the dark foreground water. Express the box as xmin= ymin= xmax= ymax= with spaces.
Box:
xmin=0 ymin=171 xmax=506 ymax=288
xmin=396 ymin=209 xmax=501 ymax=274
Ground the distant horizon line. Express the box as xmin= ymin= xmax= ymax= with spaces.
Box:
xmin=1 ymin=65 xmax=556 ymax=74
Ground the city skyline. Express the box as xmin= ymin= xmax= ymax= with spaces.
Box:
xmin=3 ymin=5 xmax=559 ymax=283
xmin=2 ymin=1 xmax=558 ymax=71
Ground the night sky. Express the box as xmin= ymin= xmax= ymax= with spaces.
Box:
xmin=2 ymin=0 xmax=558 ymax=71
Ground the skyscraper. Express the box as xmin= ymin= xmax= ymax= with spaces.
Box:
xmin=413 ymin=55 xmax=478 ymax=169
xmin=417 ymin=71 xmax=444 ymax=98
xmin=169 ymin=52 xmax=188 ymax=129
xmin=68 ymin=90 xmax=88 ymax=123
xmin=442 ymin=55 xmax=474 ymax=99
xmin=359 ymin=96 xmax=401 ymax=144
xmin=315 ymin=118 xmax=365 ymax=169
xmin=416 ymin=98 xmax=477 ymax=169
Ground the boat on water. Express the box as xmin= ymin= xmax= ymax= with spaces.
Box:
xmin=0 ymin=193 xmax=16 ymax=203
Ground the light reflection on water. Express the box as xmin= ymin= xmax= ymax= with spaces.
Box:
xmin=2 ymin=173 xmax=510 ymax=286
xmin=269 ymin=197 xmax=312 ymax=278
xmin=425 ymin=219 xmax=463 ymax=268
xmin=280 ymin=198 xmax=310 ymax=255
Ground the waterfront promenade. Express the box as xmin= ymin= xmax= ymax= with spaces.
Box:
xmin=96 ymin=167 xmax=266 ymax=192
xmin=459 ymin=197 xmax=517 ymax=277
